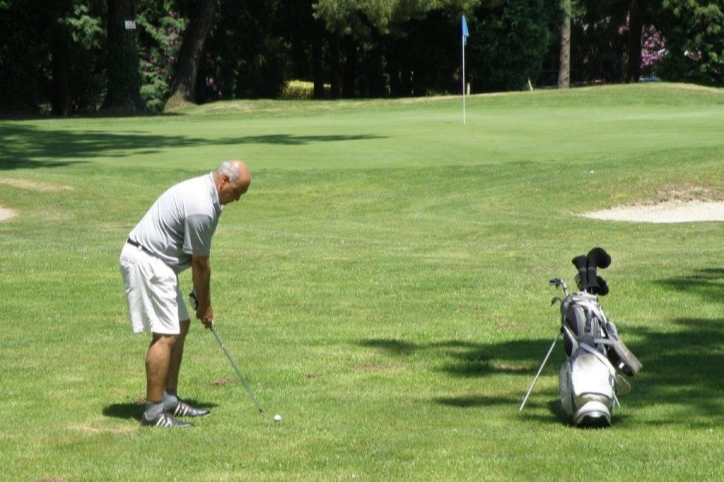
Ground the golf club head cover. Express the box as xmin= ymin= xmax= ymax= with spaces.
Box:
xmin=590 ymin=276 xmax=609 ymax=296
xmin=572 ymin=255 xmax=588 ymax=291
xmin=586 ymin=247 xmax=611 ymax=292
xmin=586 ymin=262 xmax=600 ymax=293
xmin=587 ymin=247 xmax=611 ymax=269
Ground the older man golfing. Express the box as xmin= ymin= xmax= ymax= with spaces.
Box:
xmin=119 ymin=160 xmax=251 ymax=428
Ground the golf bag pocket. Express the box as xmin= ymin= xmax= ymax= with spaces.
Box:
xmin=559 ymin=346 xmax=616 ymax=427
xmin=600 ymin=320 xmax=642 ymax=376
xmin=560 ymin=293 xmax=605 ymax=357
xmin=607 ymin=337 xmax=642 ymax=376
xmin=562 ymin=304 xmax=585 ymax=356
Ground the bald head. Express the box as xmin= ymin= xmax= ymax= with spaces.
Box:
xmin=213 ymin=160 xmax=251 ymax=205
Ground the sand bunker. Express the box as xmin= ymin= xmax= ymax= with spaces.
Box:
xmin=583 ymin=201 xmax=724 ymax=223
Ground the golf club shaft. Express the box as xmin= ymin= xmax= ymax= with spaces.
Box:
xmin=519 ymin=331 xmax=560 ymax=411
xmin=210 ymin=325 xmax=266 ymax=420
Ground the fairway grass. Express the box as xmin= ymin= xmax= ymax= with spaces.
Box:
xmin=1 ymin=83 xmax=724 ymax=481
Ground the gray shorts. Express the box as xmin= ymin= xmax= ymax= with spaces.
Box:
xmin=119 ymin=242 xmax=190 ymax=335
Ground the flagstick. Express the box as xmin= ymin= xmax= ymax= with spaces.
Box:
xmin=462 ymin=34 xmax=466 ymax=125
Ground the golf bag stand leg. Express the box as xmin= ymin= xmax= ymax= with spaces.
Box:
xmin=520 ymin=331 xmax=560 ymax=411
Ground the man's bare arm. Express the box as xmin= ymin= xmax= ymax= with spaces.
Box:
xmin=191 ymin=254 xmax=213 ymax=327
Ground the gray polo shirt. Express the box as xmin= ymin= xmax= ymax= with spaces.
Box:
xmin=128 ymin=173 xmax=222 ymax=273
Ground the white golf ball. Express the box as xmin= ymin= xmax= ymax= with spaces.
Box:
xmin=273 ymin=414 xmax=281 ymax=422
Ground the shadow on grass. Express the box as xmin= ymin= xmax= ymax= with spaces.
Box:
xmin=102 ymin=399 xmax=216 ymax=422
xmin=103 ymin=402 xmax=144 ymax=422
xmin=0 ymin=123 xmax=385 ymax=171
xmin=362 ymin=318 xmax=724 ymax=426
xmin=658 ymin=267 xmax=724 ymax=305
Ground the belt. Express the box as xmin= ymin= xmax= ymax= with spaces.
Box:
xmin=127 ymin=238 xmax=150 ymax=253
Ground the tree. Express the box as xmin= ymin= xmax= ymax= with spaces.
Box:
xmin=656 ymin=0 xmax=724 ymax=86
xmin=51 ymin=0 xmax=75 ymax=116
xmin=194 ymin=0 xmax=287 ymax=102
xmin=164 ymin=0 xmax=218 ymax=109
xmin=312 ymin=0 xmax=488 ymax=98
xmin=569 ymin=0 xmax=628 ymax=82
xmin=624 ymin=0 xmax=647 ymax=82
xmin=104 ymin=0 xmax=143 ymax=111
xmin=0 ymin=0 xmax=52 ymax=113
xmin=558 ymin=0 xmax=571 ymax=88
xmin=469 ymin=0 xmax=562 ymax=92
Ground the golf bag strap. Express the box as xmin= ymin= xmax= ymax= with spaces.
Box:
xmin=561 ymin=326 xmax=611 ymax=349
xmin=562 ymin=325 xmax=579 ymax=353
xmin=576 ymin=298 xmax=608 ymax=323
xmin=562 ymin=296 xmax=609 ymax=326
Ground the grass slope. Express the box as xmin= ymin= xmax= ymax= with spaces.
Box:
xmin=1 ymin=83 xmax=724 ymax=481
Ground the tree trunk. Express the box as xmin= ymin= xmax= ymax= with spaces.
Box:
xmin=164 ymin=0 xmax=219 ymax=110
xmin=103 ymin=0 xmax=142 ymax=112
xmin=312 ymin=36 xmax=325 ymax=99
xmin=387 ymin=43 xmax=401 ymax=97
xmin=329 ymin=27 xmax=341 ymax=100
xmin=557 ymin=0 xmax=571 ymax=89
xmin=342 ymin=35 xmax=357 ymax=98
xmin=311 ymin=20 xmax=325 ymax=98
xmin=624 ymin=0 xmax=647 ymax=83
xmin=309 ymin=0 xmax=326 ymax=99
xmin=51 ymin=11 xmax=73 ymax=116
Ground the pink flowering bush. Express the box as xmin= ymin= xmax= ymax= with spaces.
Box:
xmin=619 ymin=14 xmax=667 ymax=75
xmin=640 ymin=25 xmax=667 ymax=71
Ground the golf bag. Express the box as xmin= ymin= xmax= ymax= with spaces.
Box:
xmin=555 ymin=248 xmax=641 ymax=427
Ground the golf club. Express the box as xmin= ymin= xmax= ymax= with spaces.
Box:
xmin=210 ymin=323 xmax=267 ymax=420
xmin=189 ymin=292 xmax=266 ymax=420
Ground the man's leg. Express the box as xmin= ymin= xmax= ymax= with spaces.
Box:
xmin=165 ymin=320 xmax=189 ymax=393
xmin=163 ymin=320 xmax=210 ymax=417
xmin=141 ymin=333 xmax=192 ymax=427
xmin=146 ymin=332 xmax=177 ymax=405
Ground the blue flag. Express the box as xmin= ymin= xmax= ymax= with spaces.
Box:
xmin=462 ymin=16 xmax=469 ymax=45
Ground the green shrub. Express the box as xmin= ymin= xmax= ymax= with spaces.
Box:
xmin=280 ymin=80 xmax=317 ymax=100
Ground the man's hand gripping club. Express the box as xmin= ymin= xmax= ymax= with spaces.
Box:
xmin=188 ymin=291 xmax=213 ymax=329
xmin=190 ymin=254 xmax=214 ymax=328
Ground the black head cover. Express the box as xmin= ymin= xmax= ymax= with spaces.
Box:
xmin=572 ymin=255 xmax=588 ymax=291
xmin=587 ymin=247 xmax=611 ymax=269
xmin=590 ymin=276 xmax=609 ymax=296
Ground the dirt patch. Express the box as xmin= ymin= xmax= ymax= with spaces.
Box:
xmin=0 ymin=206 xmax=17 ymax=222
xmin=211 ymin=377 xmax=237 ymax=386
xmin=583 ymin=201 xmax=724 ymax=223
xmin=0 ymin=178 xmax=73 ymax=192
